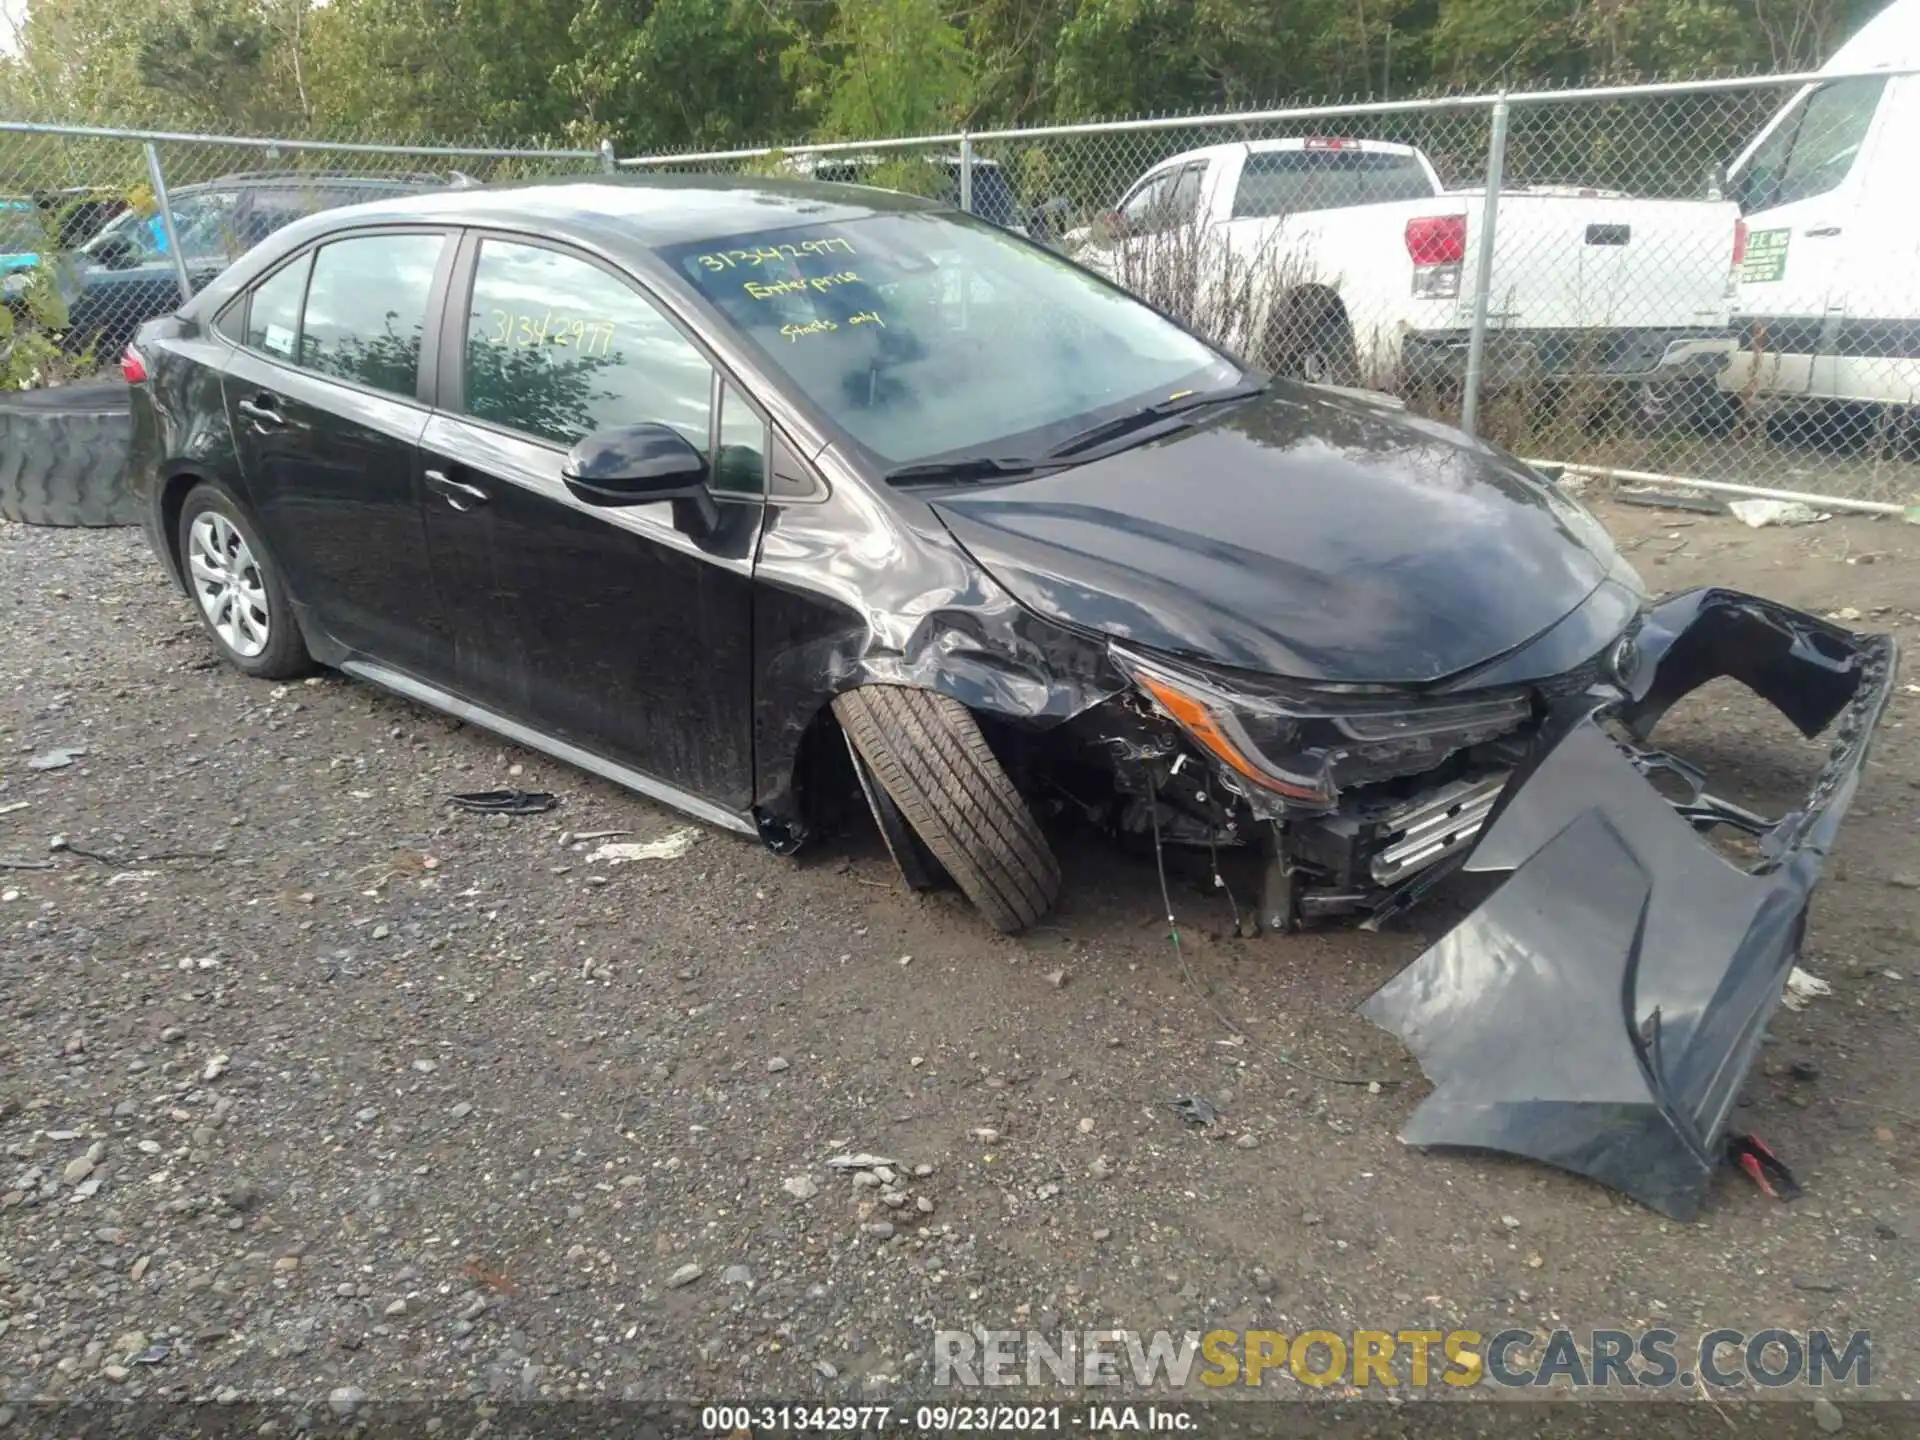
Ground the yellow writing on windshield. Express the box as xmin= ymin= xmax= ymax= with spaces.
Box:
xmin=697 ymin=237 xmax=856 ymax=271
xmin=778 ymin=311 xmax=887 ymax=343
xmin=744 ymin=270 xmax=864 ymax=300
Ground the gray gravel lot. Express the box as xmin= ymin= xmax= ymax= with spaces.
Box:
xmin=1 ymin=498 xmax=1917 ymax=1419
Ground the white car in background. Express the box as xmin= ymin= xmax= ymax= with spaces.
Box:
xmin=1065 ymin=136 xmax=1739 ymax=400
xmin=1718 ymin=0 xmax=1920 ymax=424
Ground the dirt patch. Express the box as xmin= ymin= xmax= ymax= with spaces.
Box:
xmin=1 ymin=495 xmax=1916 ymax=1407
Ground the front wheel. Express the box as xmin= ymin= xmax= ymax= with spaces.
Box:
xmin=833 ymin=685 xmax=1061 ymax=933
xmin=177 ymin=482 xmax=311 ymax=680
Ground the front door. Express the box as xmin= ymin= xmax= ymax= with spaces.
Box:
xmin=416 ymin=234 xmax=761 ymax=812
xmin=222 ymin=230 xmax=456 ymax=678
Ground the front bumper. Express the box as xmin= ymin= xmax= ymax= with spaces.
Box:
xmin=1362 ymin=588 xmax=1896 ymax=1219
xmin=1403 ymin=326 xmax=1735 ymax=388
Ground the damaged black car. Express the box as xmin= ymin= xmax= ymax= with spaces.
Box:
xmin=125 ymin=176 xmax=1896 ymax=1219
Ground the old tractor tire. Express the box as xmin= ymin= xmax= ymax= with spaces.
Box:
xmin=0 ymin=379 xmax=136 ymax=527
xmin=833 ymin=685 xmax=1061 ymax=933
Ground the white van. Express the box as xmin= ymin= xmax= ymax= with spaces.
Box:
xmin=1720 ymin=0 xmax=1920 ymax=417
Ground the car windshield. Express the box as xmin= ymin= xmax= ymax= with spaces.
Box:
xmin=662 ymin=211 xmax=1240 ymax=471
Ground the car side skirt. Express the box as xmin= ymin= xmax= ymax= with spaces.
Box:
xmin=341 ymin=660 xmax=760 ymax=839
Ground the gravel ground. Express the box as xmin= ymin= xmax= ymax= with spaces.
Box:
xmin=1 ymin=494 xmax=1916 ymax=1418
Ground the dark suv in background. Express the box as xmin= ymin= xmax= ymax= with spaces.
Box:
xmin=4 ymin=170 xmax=468 ymax=360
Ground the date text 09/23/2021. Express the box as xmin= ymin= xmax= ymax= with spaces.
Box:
xmin=699 ymin=1405 xmax=1170 ymax=1432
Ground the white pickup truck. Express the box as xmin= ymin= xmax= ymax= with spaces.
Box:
xmin=1066 ymin=137 xmax=1740 ymax=398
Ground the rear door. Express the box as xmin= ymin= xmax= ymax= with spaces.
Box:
xmin=1726 ymin=74 xmax=1888 ymax=398
xmin=220 ymin=227 xmax=458 ymax=677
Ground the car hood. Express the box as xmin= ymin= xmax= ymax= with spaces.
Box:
xmin=929 ymin=386 xmax=1628 ymax=685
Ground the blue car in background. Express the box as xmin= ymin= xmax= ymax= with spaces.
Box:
xmin=4 ymin=171 xmax=467 ymax=359
xmin=0 ymin=189 xmax=130 ymax=276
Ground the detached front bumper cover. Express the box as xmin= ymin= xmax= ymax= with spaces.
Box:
xmin=1363 ymin=588 xmax=1897 ymax=1220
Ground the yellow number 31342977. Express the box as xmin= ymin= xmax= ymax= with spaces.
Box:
xmin=486 ymin=309 xmax=616 ymax=359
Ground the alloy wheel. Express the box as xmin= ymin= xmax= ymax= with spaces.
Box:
xmin=187 ymin=511 xmax=271 ymax=659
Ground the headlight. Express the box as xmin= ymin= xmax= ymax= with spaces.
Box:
xmin=1115 ymin=647 xmax=1530 ymax=808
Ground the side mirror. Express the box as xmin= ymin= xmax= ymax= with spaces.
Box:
xmin=1092 ymin=208 xmax=1127 ymax=242
xmin=562 ymin=422 xmax=717 ymax=533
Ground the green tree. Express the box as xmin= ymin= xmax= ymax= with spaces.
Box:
xmin=567 ymin=0 xmax=806 ymax=152
xmin=787 ymin=0 xmax=974 ymax=139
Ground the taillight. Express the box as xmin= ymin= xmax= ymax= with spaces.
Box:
xmin=1405 ymin=214 xmax=1467 ymax=266
xmin=1732 ymin=218 xmax=1748 ymax=267
xmin=121 ymin=345 xmax=149 ymax=385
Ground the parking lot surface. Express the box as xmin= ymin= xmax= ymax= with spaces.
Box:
xmin=2 ymin=497 xmax=1916 ymax=1408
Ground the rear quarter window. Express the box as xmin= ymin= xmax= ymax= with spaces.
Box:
xmin=1231 ymin=151 xmax=1436 ymax=218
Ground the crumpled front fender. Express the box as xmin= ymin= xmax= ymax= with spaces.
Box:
xmin=1363 ymin=588 xmax=1897 ymax=1219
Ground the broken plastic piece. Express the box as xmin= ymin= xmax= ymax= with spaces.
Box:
xmin=1781 ymin=966 xmax=1832 ymax=1011
xmin=1364 ymin=589 xmax=1895 ymax=1220
xmin=1727 ymin=1132 xmax=1801 ymax=1202
xmin=447 ymin=789 xmax=556 ymax=815
xmin=588 ymin=829 xmax=697 ymax=863
xmin=1728 ymin=498 xmax=1824 ymax=528
xmin=1167 ymin=1097 xmax=1219 ymax=1127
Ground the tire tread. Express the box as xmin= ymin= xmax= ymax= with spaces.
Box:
xmin=833 ymin=686 xmax=1059 ymax=933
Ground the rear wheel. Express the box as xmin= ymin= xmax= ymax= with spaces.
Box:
xmin=1264 ymin=294 xmax=1359 ymax=386
xmin=833 ymin=685 xmax=1061 ymax=933
xmin=176 ymin=482 xmax=311 ymax=680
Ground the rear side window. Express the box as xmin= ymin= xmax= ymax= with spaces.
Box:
xmin=298 ymin=232 xmax=445 ymax=397
xmin=244 ymin=255 xmax=309 ymax=359
xmin=1231 ymin=151 xmax=1435 ymax=218
xmin=460 ymin=238 xmax=714 ymax=451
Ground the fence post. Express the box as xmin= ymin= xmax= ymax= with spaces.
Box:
xmin=1459 ymin=93 xmax=1510 ymax=439
xmin=958 ymin=130 xmax=974 ymax=213
xmin=142 ymin=142 xmax=194 ymax=309
xmin=599 ymin=139 xmax=617 ymax=174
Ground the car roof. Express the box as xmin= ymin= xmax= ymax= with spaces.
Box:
xmin=1149 ymin=136 xmax=1424 ymax=171
xmin=295 ymin=173 xmax=944 ymax=252
xmin=169 ymin=172 xmax=449 ymax=198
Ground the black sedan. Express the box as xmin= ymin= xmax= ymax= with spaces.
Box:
xmin=126 ymin=176 xmax=1895 ymax=1220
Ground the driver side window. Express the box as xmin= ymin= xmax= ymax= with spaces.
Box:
xmin=1119 ymin=171 xmax=1175 ymax=233
xmin=462 ymin=239 xmax=770 ymax=497
xmin=462 ymin=239 xmax=714 ymax=455
xmin=1734 ymin=76 xmax=1885 ymax=212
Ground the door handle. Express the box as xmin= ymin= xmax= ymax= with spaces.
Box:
xmin=235 ymin=396 xmax=283 ymax=427
xmin=1803 ymin=226 xmax=1843 ymax=237
xmin=424 ymin=468 xmax=489 ymax=512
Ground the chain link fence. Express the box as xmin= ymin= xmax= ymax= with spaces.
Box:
xmin=0 ymin=120 xmax=607 ymax=389
xmin=624 ymin=71 xmax=1920 ymax=507
xmin=5 ymin=74 xmax=1919 ymax=508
